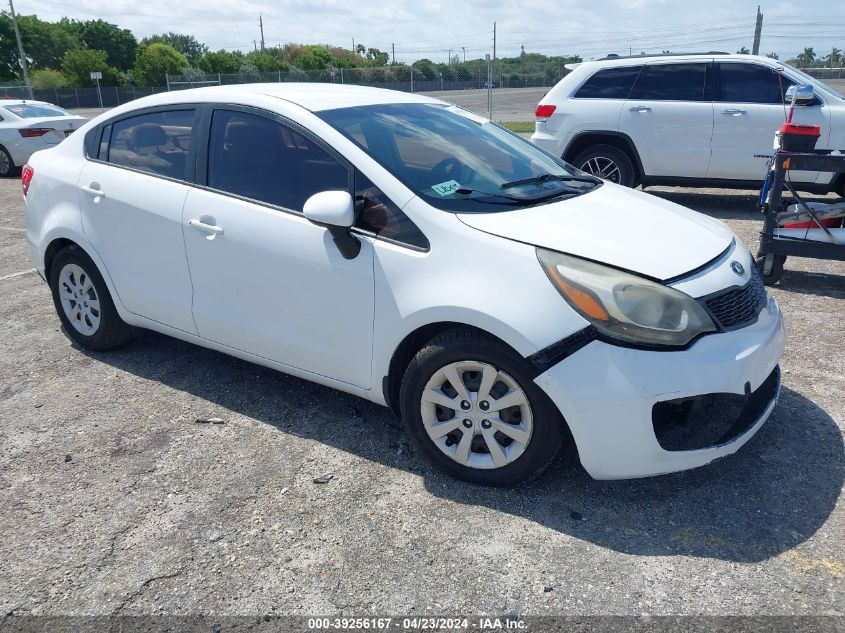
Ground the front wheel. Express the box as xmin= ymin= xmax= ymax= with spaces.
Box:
xmin=49 ymin=245 xmax=133 ymax=350
xmin=571 ymin=144 xmax=636 ymax=187
xmin=400 ymin=329 xmax=565 ymax=486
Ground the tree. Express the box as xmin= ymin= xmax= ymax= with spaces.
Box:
xmin=825 ymin=47 xmax=842 ymax=68
xmin=0 ymin=13 xmax=78 ymax=79
xmin=141 ymin=33 xmax=207 ymax=64
xmin=293 ymin=45 xmax=333 ymax=70
xmin=737 ymin=46 xmax=750 ymax=54
xmin=766 ymin=52 xmax=780 ymax=60
xmin=411 ymin=58 xmax=437 ymax=81
xmin=61 ymin=48 xmax=122 ymax=86
xmin=62 ymin=19 xmax=137 ymax=71
xmin=796 ymin=47 xmax=816 ymax=67
xmin=31 ymin=68 xmax=66 ymax=89
xmin=133 ymin=43 xmax=189 ymax=85
xmin=197 ymin=49 xmax=243 ymax=75
xmin=365 ymin=47 xmax=389 ymax=66
xmin=244 ymin=50 xmax=288 ymax=72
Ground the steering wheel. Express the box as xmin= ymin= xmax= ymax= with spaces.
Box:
xmin=431 ymin=157 xmax=464 ymax=183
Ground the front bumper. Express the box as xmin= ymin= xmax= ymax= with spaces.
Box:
xmin=534 ymin=295 xmax=786 ymax=479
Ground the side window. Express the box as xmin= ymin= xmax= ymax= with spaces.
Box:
xmin=108 ymin=110 xmax=195 ymax=179
xmin=574 ymin=66 xmax=643 ymax=99
xmin=354 ymin=172 xmax=428 ymax=250
xmin=717 ymin=63 xmax=793 ymax=104
xmin=207 ymin=109 xmax=349 ymax=211
xmin=629 ymin=63 xmax=709 ymax=101
xmin=98 ymin=125 xmax=111 ymax=159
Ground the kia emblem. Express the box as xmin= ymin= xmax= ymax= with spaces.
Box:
xmin=730 ymin=261 xmax=745 ymax=276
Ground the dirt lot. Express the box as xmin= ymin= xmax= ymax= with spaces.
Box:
xmin=0 ymin=175 xmax=843 ymax=620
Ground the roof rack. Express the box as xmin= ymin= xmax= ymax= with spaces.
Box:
xmin=598 ymin=51 xmax=730 ymax=61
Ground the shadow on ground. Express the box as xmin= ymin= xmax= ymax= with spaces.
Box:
xmin=86 ymin=328 xmax=844 ymax=565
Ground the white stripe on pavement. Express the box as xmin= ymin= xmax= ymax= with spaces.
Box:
xmin=0 ymin=268 xmax=37 ymax=282
xmin=0 ymin=226 xmax=25 ymax=232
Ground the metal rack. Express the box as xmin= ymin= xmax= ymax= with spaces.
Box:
xmin=756 ymin=150 xmax=845 ymax=285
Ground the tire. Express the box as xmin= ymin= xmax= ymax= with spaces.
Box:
xmin=755 ymin=254 xmax=786 ymax=286
xmin=571 ymin=144 xmax=636 ymax=187
xmin=48 ymin=245 xmax=133 ymax=350
xmin=399 ymin=328 xmax=565 ymax=486
xmin=0 ymin=145 xmax=19 ymax=178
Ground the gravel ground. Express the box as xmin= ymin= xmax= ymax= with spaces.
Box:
xmin=0 ymin=175 xmax=843 ymax=620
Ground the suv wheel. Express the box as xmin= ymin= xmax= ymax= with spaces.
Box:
xmin=572 ymin=144 xmax=636 ymax=187
xmin=400 ymin=328 xmax=565 ymax=486
xmin=49 ymin=245 xmax=134 ymax=350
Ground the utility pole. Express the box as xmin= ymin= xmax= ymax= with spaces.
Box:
xmin=259 ymin=15 xmax=265 ymax=51
xmin=492 ymin=21 xmax=496 ymax=89
xmin=392 ymin=43 xmax=395 ymax=64
xmin=253 ymin=40 xmax=258 ymax=52
xmin=352 ymin=37 xmax=355 ymax=54
xmin=447 ymin=49 xmax=451 ymax=65
xmin=8 ymin=0 xmax=32 ymax=99
xmin=462 ymin=47 xmax=466 ymax=63
xmin=752 ymin=5 xmax=763 ymax=55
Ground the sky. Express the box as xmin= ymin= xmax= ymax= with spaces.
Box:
xmin=11 ymin=0 xmax=845 ymax=63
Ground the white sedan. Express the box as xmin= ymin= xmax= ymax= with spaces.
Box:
xmin=0 ymin=100 xmax=86 ymax=177
xmin=23 ymin=84 xmax=785 ymax=485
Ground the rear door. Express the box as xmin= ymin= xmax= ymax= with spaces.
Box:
xmin=621 ymin=61 xmax=714 ymax=177
xmin=708 ymin=61 xmax=829 ymax=182
xmin=78 ymin=108 xmax=199 ymax=334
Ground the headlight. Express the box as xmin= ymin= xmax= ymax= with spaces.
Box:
xmin=537 ymin=248 xmax=717 ymax=347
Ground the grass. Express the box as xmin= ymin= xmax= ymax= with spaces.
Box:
xmin=498 ymin=121 xmax=535 ymax=133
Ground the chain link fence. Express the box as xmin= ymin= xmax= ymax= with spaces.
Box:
xmin=0 ymin=64 xmax=567 ymax=129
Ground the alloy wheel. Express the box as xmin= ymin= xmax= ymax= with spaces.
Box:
xmin=0 ymin=150 xmax=10 ymax=176
xmin=580 ymin=156 xmax=622 ymax=183
xmin=58 ymin=263 xmax=101 ymax=336
xmin=420 ymin=360 xmax=533 ymax=470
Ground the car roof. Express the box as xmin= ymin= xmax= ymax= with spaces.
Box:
xmin=122 ymin=83 xmax=443 ymax=113
xmin=0 ymin=99 xmax=60 ymax=107
xmin=580 ymin=53 xmax=781 ymax=68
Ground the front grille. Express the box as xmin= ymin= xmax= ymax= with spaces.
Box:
xmin=703 ymin=264 xmax=767 ymax=330
xmin=652 ymin=366 xmax=781 ymax=452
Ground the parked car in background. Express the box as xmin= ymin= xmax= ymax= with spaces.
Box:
xmin=531 ymin=53 xmax=845 ymax=194
xmin=24 ymin=84 xmax=784 ymax=485
xmin=0 ymin=100 xmax=87 ymax=177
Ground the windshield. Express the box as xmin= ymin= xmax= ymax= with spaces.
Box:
xmin=318 ymin=103 xmax=599 ymax=212
xmin=2 ymin=103 xmax=76 ymax=118
xmin=782 ymin=63 xmax=845 ymax=100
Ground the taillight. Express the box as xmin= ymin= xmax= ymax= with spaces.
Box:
xmin=535 ymin=104 xmax=557 ymax=120
xmin=21 ymin=165 xmax=34 ymax=197
xmin=19 ymin=128 xmax=55 ymax=138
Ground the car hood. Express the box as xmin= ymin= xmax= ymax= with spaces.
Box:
xmin=457 ymin=183 xmax=734 ymax=281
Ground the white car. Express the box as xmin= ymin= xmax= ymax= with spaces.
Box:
xmin=24 ymin=84 xmax=785 ymax=485
xmin=532 ymin=53 xmax=845 ymax=193
xmin=0 ymin=100 xmax=86 ymax=177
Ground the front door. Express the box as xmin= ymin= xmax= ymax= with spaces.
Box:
xmin=182 ymin=107 xmax=375 ymax=388
xmin=707 ymin=62 xmax=830 ymax=182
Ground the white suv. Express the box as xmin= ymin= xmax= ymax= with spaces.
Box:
xmin=531 ymin=53 xmax=845 ymax=194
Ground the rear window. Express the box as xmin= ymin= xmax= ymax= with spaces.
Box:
xmin=629 ymin=63 xmax=709 ymax=101
xmin=2 ymin=103 xmax=75 ymax=118
xmin=574 ymin=66 xmax=643 ymax=99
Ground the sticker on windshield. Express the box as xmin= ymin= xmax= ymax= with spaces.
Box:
xmin=431 ymin=180 xmax=461 ymax=196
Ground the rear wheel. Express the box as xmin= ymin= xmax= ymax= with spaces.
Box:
xmin=571 ymin=144 xmax=636 ymax=187
xmin=0 ymin=145 xmax=18 ymax=177
xmin=756 ymin=253 xmax=786 ymax=286
xmin=400 ymin=328 xmax=565 ymax=486
xmin=48 ymin=245 xmax=133 ymax=350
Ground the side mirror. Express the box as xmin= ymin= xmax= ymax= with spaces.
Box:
xmin=786 ymin=84 xmax=815 ymax=106
xmin=303 ymin=190 xmax=360 ymax=260
xmin=303 ymin=190 xmax=355 ymax=227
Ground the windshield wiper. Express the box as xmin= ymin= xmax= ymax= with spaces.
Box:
xmin=500 ymin=173 xmax=599 ymax=190
xmin=453 ymin=187 xmax=577 ymax=207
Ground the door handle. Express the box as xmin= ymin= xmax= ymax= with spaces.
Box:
xmin=188 ymin=217 xmax=224 ymax=240
xmin=721 ymin=108 xmax=747 ymax=116
xmin=628 ymin=105 xmax=652 ymax=112
xmin=80 ymin=184 xmax=105 ymax=198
